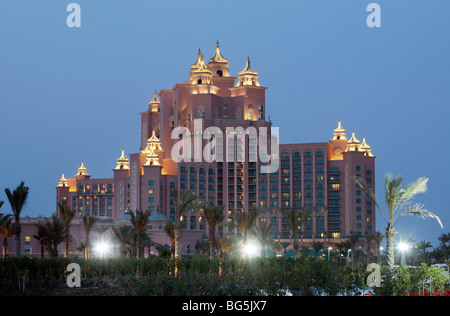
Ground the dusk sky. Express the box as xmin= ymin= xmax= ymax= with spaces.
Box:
xmin=0 ymin=1 xmax=449 ymax=247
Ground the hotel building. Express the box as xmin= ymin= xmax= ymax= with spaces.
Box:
xmin=52 ymin=42 xmax=376 ymax=256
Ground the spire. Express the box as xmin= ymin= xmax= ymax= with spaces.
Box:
xmin=237 ymin=56 xmax=260 ymax=87
xmin=191 ymin=48 xmax=204 ymax=70
xmin=332 ymin=120 xmax=347 ymax=140
xmin=148 ymin=90 xmax=160 ymax=112
xmin=345 ymin=130 xmax=361 ymax=152
xmin=57 ymin=173 xmax=68 ymax=187
xmin=115 ymin=148 xmax=130 ymax=170
xmin=142 ymin=131 xmax=163 ymax=166
xmin=207 ymin=41 xmax=231 ymax=77
xmin=209 ymin=40 xmax=228 ymax=64
xmin=189 ymin=48 xmax=212 ymax=84
xmin=360 ymin=137 xmax=374 ymax=157
xmin=77 ymin=161 xmax=89 ymax=176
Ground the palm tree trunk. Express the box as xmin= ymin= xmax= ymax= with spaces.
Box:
xmin=64 ymin=241 xmax=69 ymax=258
xmin=386 ymin=224 xmax=397 ymax=269
xmin=15 ymin=223 xmax=21 ymax=257
xmin=293 ymin=240 xmax=299 ymax=260
xmin=209 ymin=227 xmax=215 ymax=259
xmin=2 ymin=238 xmax=8 ymax=258
xmin=174 ymin=225 xmax=182 ymax=277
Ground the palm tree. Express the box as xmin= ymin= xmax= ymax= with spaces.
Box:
xmin=5 ymin=181 xmax=29 ymax=257
xmin=216 ymin=236 xmax=233 ymax=258
xmin=365 ymin=232 xmax=376 ymax=264
xmin=279 ymin=241 xmax=291 ymax=256
xmin=0 ymin=214 xmax=14 ymax=258
xmin=311 ymin=241 xmax=325 ymax=261
xmin=373 ymin=231 xmax=385 ymax=266
xmin=437 ymin=233 xmax=450 ymax=262
xmin=82 ymin=216 xmax=98 ymax=260
xmin=57 ymin=203 xmax=76 ymax=258
xmin=282 ymin=208 xmax=309 ymax=259
xmin=354 ymin=174 xmax=443 ymax=269
xmin=33 ymin=221 xmax=47 ymax=258
xmin=200 ymin=203 xmax=225 ymax=259
xmin=129 ymin=210 xmax=151 ymax=259
xmin=335 ymin=241 xmax=346 ymax=263
xmin=348 ymin=233 xmax=362 ymax=268
xmin=163 ymin=221 xmax=176 ymax=258
xmin=230 ymin=208 xmax=261 ymax=244
xmin=416 ymin=240 xmax=433 ymax=264
xmin=44 ymin=215 xmax=67 ymax=257
xmin=252 ymin=220 xmax=273 ymax=257
xmin=172 ymin=189 xmax=198 ymax=261
xmin=111 ymin=225 xmax=136 ymax=257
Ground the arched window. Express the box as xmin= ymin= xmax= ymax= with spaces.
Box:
xmin=216 ymin=69 xmax=223 ymax=77
xmin=223 ymin=104 xmax=229 ymax=119
xmin=258 ymin=104 xmax=264 ymax=120
xmin=197 ymin=79 xmax=202 ymax=84
xmin=197 ymin=105 xmax=205 ymax=119
xmin=247 ymin=105 xmax=254 ymax=120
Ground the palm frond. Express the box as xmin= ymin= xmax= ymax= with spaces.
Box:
xmin=396 ymin=177 xmax=428 ymax=218
xmin=400 ymin=203 xmax=443 ymax=229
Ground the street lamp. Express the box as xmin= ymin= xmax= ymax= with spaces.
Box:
xmin=346 ymin=249 xmax=351 ymax=266
xmin=399 ymin=242 xmax=409 ymax=265
xmin=328 ymin=247 xmax=332 ymax=262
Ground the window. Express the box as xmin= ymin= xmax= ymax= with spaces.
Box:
xmin=223 ymin=104 xmax=230 ymax=119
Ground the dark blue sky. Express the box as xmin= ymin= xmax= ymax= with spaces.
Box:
xmin=1 ymin=1 xmax=449 ymax=247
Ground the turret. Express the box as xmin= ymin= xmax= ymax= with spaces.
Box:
xmin=236 ymin=56 xmax=260 ymax=87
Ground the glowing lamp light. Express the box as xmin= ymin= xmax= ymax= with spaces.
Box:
xmin=399 ymin=243 xmax=410 ymax=252
xmin=94 ymin=242 xmax=110 ymax=258
xmin=243 ymin=241 xmax=259 ymax=258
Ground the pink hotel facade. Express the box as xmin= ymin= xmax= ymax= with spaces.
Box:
xmin=8 ymin=43 xmax=376 ymax=257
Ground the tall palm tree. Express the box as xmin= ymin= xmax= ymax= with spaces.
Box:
xmin=172 ymin=189 xmax=198 ymax=261
xmin=33 ymin=221 xmax=47 ymax=258
xmin=5 ymin=182 xmax=29 ymax=257
xmin=416 ymin=240 xmax=433 ymax=264
xmin=111 ymin=225 xmax=136 ymax=257
xmin=0 ymin=214 xmax=13 ymax=258
xmin=354 ymin=174 xmax=443 ymax=269
xmin=216 ymin=236 xmax=233 ymax=258
xmin=230 ymin=208 xmax=261 ymax=244
xmin=44 ymin=215 xmax=67 ymax=257
xmin=129 ymin=210 xmax=151 ymax=259
xmin=365 ymin=232 xmax=376 ymax=264
xmin=311 ymin=241 xmax=325 ymax=261
xmin=282 ymin=208 xmax=309 ymax=260
xmin=201 ymin=203 xmax=225 ymax=259
xmin=373 ymin=231 xmax=385 ymax=266
xmin=252 ymin=219 xmax=273 ymax=257
xmin=163 ymin=221 xmax=176 ymax=258
xmin=82 ymin=216 xmax=98 ymax=260
xmin=335 ymin=242 xmax=345 ymax=263
xmin=437 ymin=233 xmax=450 ymax=262
xmin=348 ymin=233 xmax=362 ymax=268
xmin=57 ymin=203 xmax=76 ymax=258
xmin=279 ymin=241 xmax=291 ymax=256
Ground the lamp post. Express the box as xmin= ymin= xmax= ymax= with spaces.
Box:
xmin=399 ymin=243 xmax=409 ymax=265
xmin=346 ymin=249 xmax=351 ymax=266
xmin=328 ymin=247 xmax=332 ymax=262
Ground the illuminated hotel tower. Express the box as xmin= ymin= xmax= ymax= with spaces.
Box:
xmin=56 ymin=42 xmax=375 ymax=245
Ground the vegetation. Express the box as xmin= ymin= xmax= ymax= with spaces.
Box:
xmin=354 ymin=174 xmax=443 ymax=269
xmin=4 ymin=182 xmax=29 ymax=258
xmin=0 ymin=184 xmax=448 ymax=296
